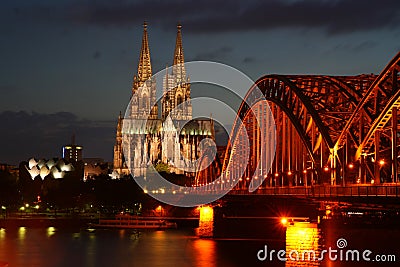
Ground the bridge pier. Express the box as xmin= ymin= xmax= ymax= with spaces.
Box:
xmin=198 ymin=206 xmax=214 ymax=237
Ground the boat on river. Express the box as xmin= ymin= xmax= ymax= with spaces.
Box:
xmin=89 ymin=214 xmax=177 ymax=230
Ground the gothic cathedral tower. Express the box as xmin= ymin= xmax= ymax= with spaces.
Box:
xmin=162 ymin=24 xmax=192 ymax=121
xmin=131 ymin=22 xmax=158 ymax=120
xmin=113 ymin=23 xmax=213 ymax=178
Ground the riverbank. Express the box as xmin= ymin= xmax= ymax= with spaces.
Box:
xmin=0 ymin=216 xmax=96 ymax=228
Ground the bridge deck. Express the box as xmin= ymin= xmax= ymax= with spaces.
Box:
xmin=229 ymin=185 xmax=400 ymax=198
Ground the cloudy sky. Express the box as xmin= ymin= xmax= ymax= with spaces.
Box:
xmin=1 ymin=0 xmax=400 ymax=164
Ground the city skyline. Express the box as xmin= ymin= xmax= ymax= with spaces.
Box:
xmin=1 ymin=0 xmax=400 ymax=164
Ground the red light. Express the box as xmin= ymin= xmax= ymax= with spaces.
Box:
xmin=274 ymin=173 xmax=279 ymax=177
xmin=348 ymin=163 xmax=354 ymax=169
xmin=287 ymin=171 xmax=292 ymax=176
xmin=303 ymin=170 xmax=307 ymax=174
xmin=323 ymin=166 xmax=329 ymax=172
xmin=379 ymin=159 xmax=385 ymax=166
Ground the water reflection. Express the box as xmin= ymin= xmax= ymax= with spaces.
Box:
xmin=286 ymin=222 xmax=321 ymax=267
xmin=18 ymin=227 xmax=26 ymax=241
xmin=192 ymin=239 xmax=217 ymax=267
xmin=47 ymin=227 xmax=56 ymax=237
xmin=0 ymin=228 xmax=5 ymax=240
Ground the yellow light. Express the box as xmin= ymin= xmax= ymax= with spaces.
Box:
xmin=303 ymin=169 xmax=307 ymax=174
xmin=287 ymin=171 xmax=292 ymax=176
xmin=199 ymin=206 xmax=213 ymax=222
xmin=25 ymin=204 xmax=29 ymax=208
xmin=143 ymin=189 xmax=148 ymax=194
xmin=275 ymin=173 xmax=279 ymax=177
xmin=35 ymin=205 xmax=40 ymax=209
xmin=47 ymin=227 xmax=56 ymax=237
xmin=323 ymin=166 xmax=329 ymax=172
xmin=281 ymin=217 xmax=288 ymax=226
xmin=20 ymin=206 xmax=25 ymax=211
xmin=379 ymin=159 xmax=385 ymax=166
xmin=348 ymin=163 xmax=354 ymax=169
xmin=1 ymin=206 xmax=5 ymax=210
xmin=326 ymin=209 xmax=331 ymax=216
xmin=371 ymin=179 xmax=375 ymax=184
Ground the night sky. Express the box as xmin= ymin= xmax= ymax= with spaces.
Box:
xmin=1 ymin=0 xmax=400 ymax=165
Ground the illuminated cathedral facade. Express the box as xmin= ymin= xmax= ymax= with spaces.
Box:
xmin=113 ymin=23 xmax=214 ymax=178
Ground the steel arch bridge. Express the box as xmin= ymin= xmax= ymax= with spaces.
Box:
xmin=196 ymin=51 xmax=400 ymax=191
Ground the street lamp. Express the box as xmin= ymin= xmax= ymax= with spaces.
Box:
xmin=156 ymin=205 xmax=163 ymax=216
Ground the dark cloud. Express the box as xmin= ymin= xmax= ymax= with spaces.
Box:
xmin=325 ymin=41 xmax=378 ymax=55
xmin=0 ymin=85 xmax=21 ymax=92
xmin=93 ymin=50 xmax=101 ymax=59
xmin=242 ymin=57 xmax=255 ymax=64
xmin=353 ymin=41 xmax=378 ymax=52
xmin=190 ymin=46 xmax=233 ymax=61
xmin=21 ymin=0 xmax=400 ymax=35
xmin=0 ymin=111 xmax=116 ymax=165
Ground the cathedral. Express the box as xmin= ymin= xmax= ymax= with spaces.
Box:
xmin=113 ymin=23 xmax=215 ymax=178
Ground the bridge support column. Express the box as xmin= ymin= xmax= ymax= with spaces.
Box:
xmin=359 ymin=111 xmax=366 ymax=184
xmin=374 ymin=131 xmax=381 ymax=184
xmin=198 ymin=206 xmax=214 ymax=237
xmin=360 ymin=155 xmax=366 ymax=184
xmin=330 ymin=151 xmax=337 ymax=185
xmin=392 ymin=107 xmax=398 ymax=183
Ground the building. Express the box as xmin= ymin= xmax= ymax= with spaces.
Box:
xmin=22 ymin=158 xmax=75 ymax=180
xmin=83 ymin=158 xmax=109 ymax=180
xmin=62 ymin=135 xmax=83 ymax=162
xmin=113 ymin=23 xmax=215 ymax=177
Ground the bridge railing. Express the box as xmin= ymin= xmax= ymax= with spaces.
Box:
xmin=229 ymin=185 xmax=400 ymax=197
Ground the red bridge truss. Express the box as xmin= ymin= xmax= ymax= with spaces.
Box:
xmin=196 ymin=52 xmax=400 ymax=190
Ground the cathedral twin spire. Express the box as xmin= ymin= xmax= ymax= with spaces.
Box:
xmin=172 ymin=24 xmax=186 ymax=83
xmin=136 ymin=22 xmax=152 ymax=84
xmin=133 ymin=22 xmax=191 ymax=121
xmin=136 ymin=22 xmax=186 ymax=87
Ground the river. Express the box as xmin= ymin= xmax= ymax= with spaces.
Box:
xmin=0 ymin=223 xmax=399 ymax=266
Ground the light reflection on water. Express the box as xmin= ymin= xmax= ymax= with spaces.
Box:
xmin=191 ymin=238 xmax=216 ymax=267
xmin=0 ymin=228 xmax=222 ymax=267
xmin=285 ymin=222 xmax=321 ymax=267
xmin=0 ymin=224 xmax=398 ymax=267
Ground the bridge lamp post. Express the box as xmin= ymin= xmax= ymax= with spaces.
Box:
xmin=379 ymin=159 xmax=385 ymax=167
xmin=376 ymin=159 xmax=385 ymax=184
xmin=323 ymin=166 xmax=330 ymax=186
xmin=346 ymin=163 xmax=354 ymax=184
